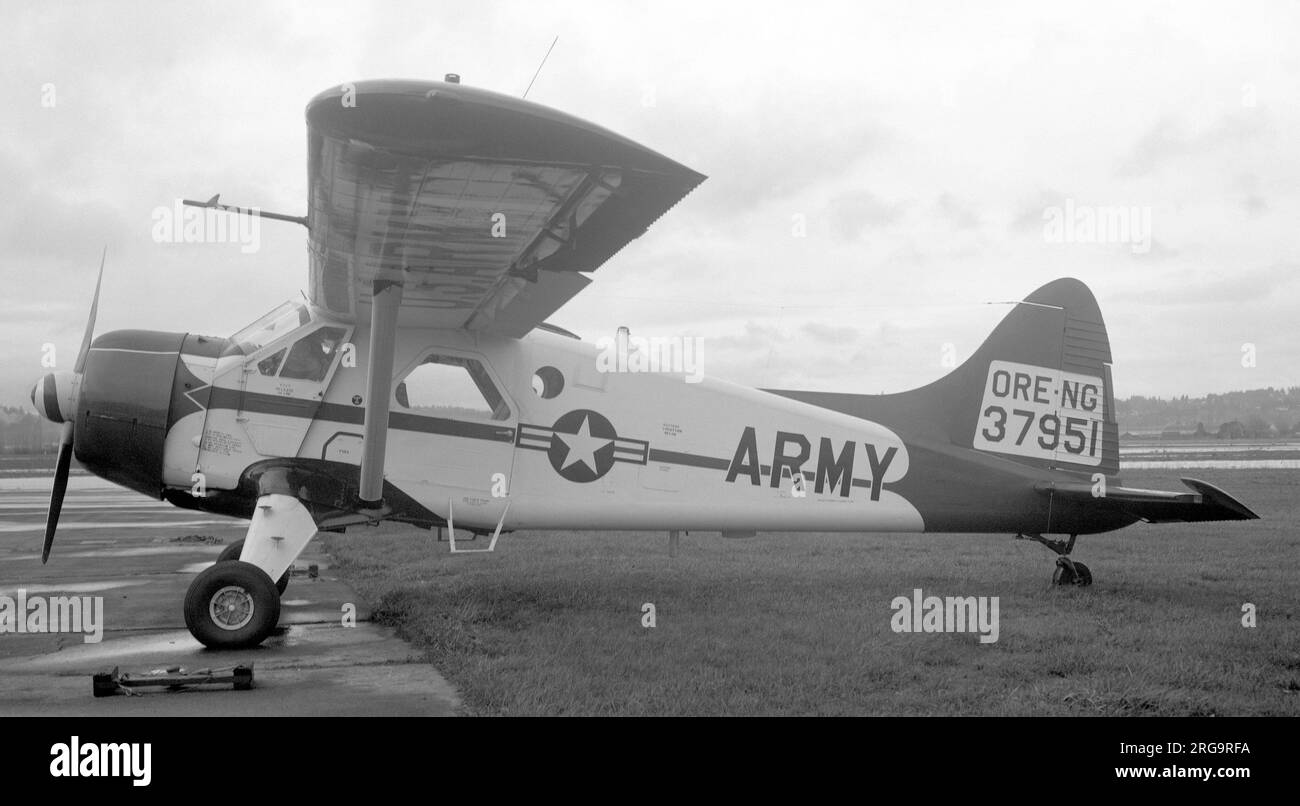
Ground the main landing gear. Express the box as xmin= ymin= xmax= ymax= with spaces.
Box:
xmin=184 ymin=561 xmax=282 ymax=649
xmin=1017 ymin=532 xmax=1093 ymax=587
xmin=184 ymin=494 xmax=319 ymax=649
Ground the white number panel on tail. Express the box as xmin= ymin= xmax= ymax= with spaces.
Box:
xmin=973 ymin=360 xmax=1105 ymax=466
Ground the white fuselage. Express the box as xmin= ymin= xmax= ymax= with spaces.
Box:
xmin=164 ymin=306 xmax=924 ymax=534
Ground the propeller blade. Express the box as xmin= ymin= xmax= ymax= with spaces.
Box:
xmin=73 ymin=246 xmax=106 ymax=374
xmin=42 ymin=421 xmax=75 ymax=564
xmin=46 ymin=249 xmax=105 ymax=562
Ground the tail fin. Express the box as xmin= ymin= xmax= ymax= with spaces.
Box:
xmin=926 ymin=276 xmax=1120 ymax=475
xmin=772 ymin=277 xmax=1120 ymax=475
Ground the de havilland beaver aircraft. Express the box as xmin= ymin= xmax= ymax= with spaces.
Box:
xmin=30 ymin=78 xmax=1258 ymax=649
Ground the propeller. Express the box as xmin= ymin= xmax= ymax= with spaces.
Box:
xmin=41 ymin=247 xmax=105 ymax=564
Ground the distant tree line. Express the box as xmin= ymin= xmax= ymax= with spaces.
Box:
xmin=0 ymin=406 xmax=65 ymax=453
xmin=1116 ymin=386 xmax=1300 ymax=438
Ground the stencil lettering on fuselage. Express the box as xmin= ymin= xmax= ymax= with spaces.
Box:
xmin=724 ymin=427 xmax=901 ymax=501
xmin=973 ymin=360 xmax=1104 ymax=466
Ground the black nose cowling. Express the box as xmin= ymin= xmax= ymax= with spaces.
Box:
xmin=75 ymin=329 xmax=187 ymax=499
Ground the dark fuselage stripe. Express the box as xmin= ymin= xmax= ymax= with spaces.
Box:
xmin=646 ymin=449 xmax=729 ymax=470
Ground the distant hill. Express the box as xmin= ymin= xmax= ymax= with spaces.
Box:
xmin=1116 ymin=387 xmax=1300 ymax=438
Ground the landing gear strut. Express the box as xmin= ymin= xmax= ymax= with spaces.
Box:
xmin=218 ymin=539 xmax=290 ymax=595
xmin=1017 ymin=532 xmax=1092 ymax=587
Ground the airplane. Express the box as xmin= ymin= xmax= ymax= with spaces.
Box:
xmin=29 ymin=77 xmax=1258 ymax=649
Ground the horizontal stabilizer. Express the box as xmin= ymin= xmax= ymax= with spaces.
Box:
xmin=1035 ymin=477 xmax=1260 ymax=524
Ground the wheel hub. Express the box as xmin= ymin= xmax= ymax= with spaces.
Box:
xmin=209 ymin=585 xmax=255 ymax=630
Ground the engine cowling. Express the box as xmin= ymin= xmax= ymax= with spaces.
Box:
xmin=72 ymin=330 xmax=187 ymax=499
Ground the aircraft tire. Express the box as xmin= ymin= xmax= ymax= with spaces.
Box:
xmin=218 ymin=539 xmax=290 ymax=595
xmin=1052 ymin=560 xmax=1093 ymax=587
xmin=185 ymin=560 xmax=281 ymax=649
xmin=1051 ymin=562 xmax=1076 ymax=586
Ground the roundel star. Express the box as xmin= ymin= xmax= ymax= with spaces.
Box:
xmin=547 ymin=409 xmax=619 ymax=482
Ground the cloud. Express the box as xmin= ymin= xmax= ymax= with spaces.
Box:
xmin=1115 ymin=113 xmax=1268 ymax=177
xmin=654 ymin=97 xmax=892 ymax=218
xmin=1 ymin=1 xmax=1298 ymax=405
xmin=0 ymin=149 xmax=131 ymax=264
xmin=935 ymin=193 xmax=980 ymax=230
xmin=1235 ymin=173 xmax=1268 ymax=217
xmin=826 ymin=190 xmax=904 ymax=241
xmin=1008 ymin=190 xmax=1064 ymax=234
xmin=1144 ymin=262 xmax=1300 ymax=306
xmin=801 ymin=322 xmax=862 ymax=344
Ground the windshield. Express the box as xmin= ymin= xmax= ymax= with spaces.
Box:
xmin=231 ymin=302 xmax=310 ymax=354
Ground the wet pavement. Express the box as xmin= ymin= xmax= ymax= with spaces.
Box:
xmin=0 ymin=475 xmax=459 ymax=716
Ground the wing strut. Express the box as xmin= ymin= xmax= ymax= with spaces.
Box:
xmin=357 ymin=278 xmax=404 ymax=506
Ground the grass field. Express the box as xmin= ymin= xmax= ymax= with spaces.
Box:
xmin=324 ymin=468 xmax=1300 ymax=716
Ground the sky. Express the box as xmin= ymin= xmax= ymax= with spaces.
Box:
xmin=2 ymin=0 xmax=1297 ymax=409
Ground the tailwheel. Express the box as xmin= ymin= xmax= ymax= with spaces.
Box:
xmin=1018 ymin=533 xmax=1093 ymax=587
xmin=218 ymin=539 xmax=290 ymax=595
xmin=1051 ymin=558 xmax=1092 ymax=587
xmin=184 ymin=560 xmax=281 ymax=649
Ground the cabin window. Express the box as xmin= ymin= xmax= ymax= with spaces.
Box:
xmin=531 ymin=366 xmax=565 ymax=399
xmin=396 ymin=354 xmax=510 ymax=421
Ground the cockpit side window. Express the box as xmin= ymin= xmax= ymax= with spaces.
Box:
xmin=280 ymin=327 xmax=348 ymax=382
xmin=257 ymin=349 xmax=287 ymax=377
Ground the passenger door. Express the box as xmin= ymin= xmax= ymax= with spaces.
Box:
xmin=384 ymin=349 xmax=517 ymax=530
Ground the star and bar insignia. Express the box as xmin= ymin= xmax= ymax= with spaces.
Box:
xmin=516 ymin=409 xmax=649 ymax=482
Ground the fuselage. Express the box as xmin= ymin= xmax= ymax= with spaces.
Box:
xmin=47 ymin=300 xmax=1135 ymax=537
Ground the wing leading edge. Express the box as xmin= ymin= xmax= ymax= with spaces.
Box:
xmin=305 ymin=79 xmax=705 ymax=336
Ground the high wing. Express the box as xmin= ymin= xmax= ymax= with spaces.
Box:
xmin=305 ymin=79 xmax=705 ymax=337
